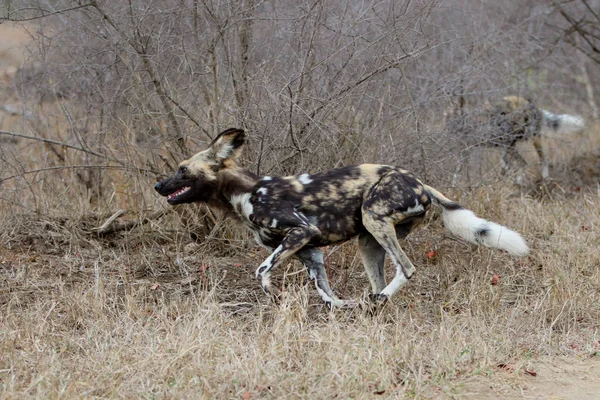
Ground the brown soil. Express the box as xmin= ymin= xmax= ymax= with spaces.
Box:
xmin=462 ymin=358 xmax=600 ymax=400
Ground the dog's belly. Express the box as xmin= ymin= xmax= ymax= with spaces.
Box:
xmin=248 ymin=210 xmax=365 ymax=249
xmin=305 ymin=211 xmax=365 ymax=246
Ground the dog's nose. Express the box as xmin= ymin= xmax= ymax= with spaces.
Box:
xmin=154 ymin=182 xmax=163 ymax=192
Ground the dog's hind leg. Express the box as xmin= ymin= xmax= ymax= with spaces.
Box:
xmin=294 ymin=248 xmax=344 ymax=308
xmin=499 ymin=147 xmax=511 ymax=176
xmin=361 ymin=171 xmax=426 ymax=301
xmin=362 ymin=216 xmax=416 ymax=301
xmin=452 ymin=162 xmax=463 ymax=187
xmin=532 ymin=136 xmax=549 ymax=180
xmin=501 ymin=145 xmax=528 ymax=184
xmin=358 ymin=233 xmax=386 ymax=294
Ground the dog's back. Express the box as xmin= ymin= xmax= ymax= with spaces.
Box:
xmin=484 ymin=96 xmax=543 ymax=146
xmin=244 ymin=164 xmax=430 ymax=248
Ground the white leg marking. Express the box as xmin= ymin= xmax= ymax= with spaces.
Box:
xmin=515 ymin=169 xmax=526 ymax=186
xmin=541 ymin=162 xmax=549 ymax=180
xmin=256 ymin=245 xmax=283 ymax=277
xmin=308 ymin=270 xmax=344 ymax=307
xmin=380 ymin=267 xmax=409 ymax=297
xmin=500 ymin=148 xmax=509 ymax=175
xmin=452 ymin=171 xmax=461 ymax=187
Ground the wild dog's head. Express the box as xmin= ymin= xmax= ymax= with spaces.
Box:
xmin=154 ymin=128 xmax=245 ymax=205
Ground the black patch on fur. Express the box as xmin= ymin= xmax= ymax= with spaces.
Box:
xmin=377 ymin=166 xmax=393 ymax=175
xmin=476 ymin=227 xmax=490 ymax=237
xmin=475 ymin=228 xmax=490 ymax=241
xmin=209 ymin=128 xmax=245 ymax=147
xmin=474 ymin=226 xmax=490 ymax=244
xmin=441 ymin=202 xmax=464 ymax=211
xmin=395 ymin=216 xmax=424 ymax=239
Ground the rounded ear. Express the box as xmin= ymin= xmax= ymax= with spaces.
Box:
xmin=209 ymin=128 xmax=246 ymax=161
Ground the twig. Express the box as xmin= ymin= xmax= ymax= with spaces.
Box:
xmin=91 ymin=2 xmax=187 ymax=155
xmin=90 ymin=209 xmax=169 ymax=235
xmin=1 ymin=164 xmax=158 ymax=184
xmin=2 ymin=2 xmax=95 ymax=22
xmin=0 ymin=130 xmax=117 ymax=161
xmin=92 ymin=209 xmax=127 ymax=233
xmin=286 ymin=86 xmax=305 ymax=153
xmin=162 ymin=91 xmax=213 ymax=141
xmin=295 ymin=45 xmax=429 ymax=137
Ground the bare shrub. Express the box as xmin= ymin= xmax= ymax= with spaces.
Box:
xmin=2 ymin=1 xmax=594 ymax=214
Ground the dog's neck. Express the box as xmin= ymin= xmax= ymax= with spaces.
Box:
xmin=216 ymin=166 xmax=260 ymax=209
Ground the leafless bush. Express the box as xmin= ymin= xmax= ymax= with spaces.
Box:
xmin=0 ymin=0 xmax=595 ymax=217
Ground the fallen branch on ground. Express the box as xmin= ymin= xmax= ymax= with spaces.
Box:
xmin=90 ymin=209 xmax=169 ymax=235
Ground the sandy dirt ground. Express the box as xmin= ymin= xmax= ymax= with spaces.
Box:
xmin=462 ymin=358 xmax=600 ymax=399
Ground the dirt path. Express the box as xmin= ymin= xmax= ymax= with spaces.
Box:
xmin=461 ymin=358 xmax=600 ymax=399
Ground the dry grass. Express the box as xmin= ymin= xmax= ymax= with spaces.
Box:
xmin=2 ymin=80 xmax=600 ymax=398
xmin=2 ymin=178 xmax=600 ymax=398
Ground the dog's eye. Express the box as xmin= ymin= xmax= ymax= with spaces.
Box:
xmin=179 ymin=166 xmax=188 ymax=174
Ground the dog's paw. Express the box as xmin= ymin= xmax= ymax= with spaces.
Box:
xmin=360 ymin=293 xmax=389 ymax=315
xmin=324 ymin=298 xmax=355 ymax=310
xmin=368 ymin=293 xmax=389 ymax=304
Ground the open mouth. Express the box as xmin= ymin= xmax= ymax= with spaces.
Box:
xmin=167 ymin=186 xmax=191 ymax=201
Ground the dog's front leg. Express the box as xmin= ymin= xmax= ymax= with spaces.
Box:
xmin=255 ymin=225 xmax=319 ymax=298
xmin=294 ymin=248 xmax=346 ymax=308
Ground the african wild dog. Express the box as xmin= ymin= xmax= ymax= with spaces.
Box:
xmin=446 ymin=95 xmax=585 ymax=185
xmin=155 ymin=128 xmax=529 ymax=307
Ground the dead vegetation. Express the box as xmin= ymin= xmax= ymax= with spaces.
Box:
xmin=1 ymin=1 xmax=600 ymax=398
xmin=2 ymin=184 xmax=600 ymax=398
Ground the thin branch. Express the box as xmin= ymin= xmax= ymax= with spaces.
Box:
xmin=1 ymin=164 xmax=158 ymax=184
xmin=580 ymin=0 xmax=600 ymax=24
xmin=286 ymin=86 xmax=305 ymax=153
xmin=3 ymin=3 xmax=96 ymax=22
xmin=0 ymin=130 xmax=118 ymax=161
xmin=162 ymin=91 xmax=213 ymax=141
xmin=295 ymin=45 xmax=429 ymax=136
xmin=90 ymin=209 xmax=169 ymax=235
xmin=91 ymin=2 xmax=187 ymax=156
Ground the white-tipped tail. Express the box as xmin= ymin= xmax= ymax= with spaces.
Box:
xmin=542 ymin=109 xmax=585 ymax=136
xmin=423 ymin=184 xmax=530 ymax=256
xmin=442 ymin=208 xmax=529 ymax=256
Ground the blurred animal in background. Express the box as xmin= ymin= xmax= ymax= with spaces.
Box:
xmin=445 ymin=95 xmax=586 ymax=186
